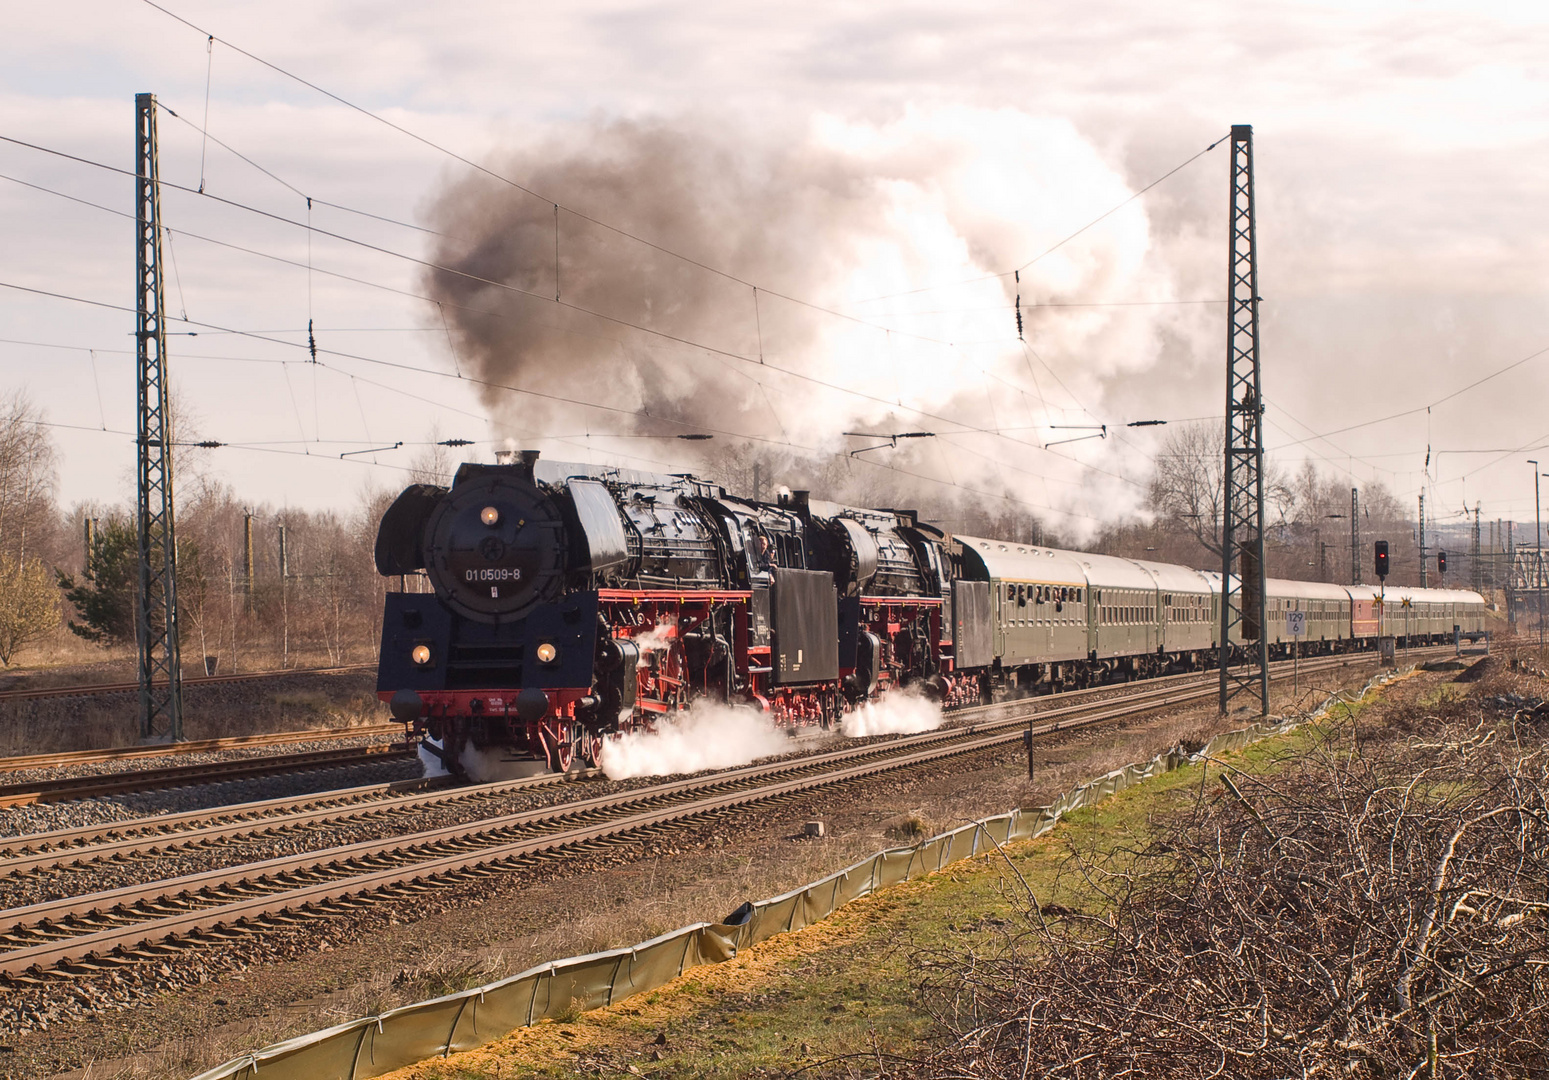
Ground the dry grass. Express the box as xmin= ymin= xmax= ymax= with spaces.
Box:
xmin=887 ymin=665 xmax=1549 ymax=1079
xmin=0 ymin=672 xmax=381 ymax=755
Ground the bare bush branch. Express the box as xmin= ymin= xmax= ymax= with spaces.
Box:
xmin=888 ymin=685 xmax=1549 ymax=1079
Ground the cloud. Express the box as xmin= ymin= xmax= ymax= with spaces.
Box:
xmin=8 ymin=1 xmax=1549 ymax=519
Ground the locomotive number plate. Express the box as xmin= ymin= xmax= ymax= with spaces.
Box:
xmin=464 ymin=568 xmax=523 ymax=582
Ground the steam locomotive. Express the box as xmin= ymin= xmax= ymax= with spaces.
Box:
xmin=375 ymin=451 xmax=1487 ymax=777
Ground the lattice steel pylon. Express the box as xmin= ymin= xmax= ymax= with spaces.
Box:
xmin=1219 ymin=125 xmax=1269 ymax=716
xmin=1351 ymin=488 xmax=1361 ymax=586
xmin=1471 ymin=504 xmax=1482 ymax=594
xmin=134 ymin=93 xmax=183 ymax=742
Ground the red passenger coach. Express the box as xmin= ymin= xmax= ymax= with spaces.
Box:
xmin=1348 ymin=586 xmax=1381 ymax=640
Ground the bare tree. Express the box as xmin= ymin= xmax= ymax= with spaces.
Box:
xmin=1137 ymin=421 xmax=1295 ymax=569
xmin=1147 ymin=422 xmax=1228 ymax=559
xmin=407 ymin=425 xmax=457 ymax=485
xmin=0 ymin=392 xmax=59 ymax=565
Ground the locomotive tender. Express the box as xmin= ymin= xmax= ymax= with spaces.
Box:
xmin=375 ymin=452 xmax=1487 ymax=777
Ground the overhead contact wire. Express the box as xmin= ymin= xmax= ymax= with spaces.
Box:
xmin=0 ymin=278 xmax=1093 ymax=520
xmin=0 ymin=152 xmax=1129 ymax=494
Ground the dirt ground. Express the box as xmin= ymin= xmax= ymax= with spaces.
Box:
xmin=10 ymin=653 xmax=1423 ymax=1080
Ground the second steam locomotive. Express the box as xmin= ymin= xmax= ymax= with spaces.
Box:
xmin=376 ymin=452 xmax=1486 ymax=777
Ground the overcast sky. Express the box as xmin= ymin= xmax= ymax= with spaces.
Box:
xmin=4 ymin=0 xmax=1549 ymax=537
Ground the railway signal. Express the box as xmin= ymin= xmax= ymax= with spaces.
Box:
xmin=1375 ymin=541 xmax=1390 ymax=581
xmin=1438 ymin=550 xmax=1447 ymax=575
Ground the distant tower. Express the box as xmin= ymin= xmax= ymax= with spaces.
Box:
xmin=134 ymin=92 xmax=182 ymax=742
xmin=1350 ymin=488 xmax=1360 ymax=586
xmin=1471 ymin=504 xmax=1482 ymax=594
xmin=1219 ymin=125 xmax=1269 ymax=716
xmin=1507 ymin=522 xmax=1516 ymax=624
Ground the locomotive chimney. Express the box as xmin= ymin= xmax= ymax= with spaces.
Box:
xmin=791 ymin=490 xmax=810 ymax=521
xmin=518 ymin=449 xmax=541 ymax=482
xmin=493 ymin=448 xmax=540 ymax=481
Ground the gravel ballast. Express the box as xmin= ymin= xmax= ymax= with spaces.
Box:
xmin=0 ymin=656 xmax=1441 ymax=1079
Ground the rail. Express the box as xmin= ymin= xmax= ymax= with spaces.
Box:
xmin=0 ymin=742 xmax=414 ymax=808
xmin=0 ymin=648 xmax=1428 ymax=980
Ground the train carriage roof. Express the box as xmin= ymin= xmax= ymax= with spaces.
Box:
xmin=1368 ymin=585 xmax=1485 ymax=605
xmin=1127 ymin=559 xmax=1214 ymax=594
xmin=1227 ymin=581 xmax=1487 ymax=606
xmin=1267 ymin=578 xmax=1357 ymax=603
xmin=1065 ymin=550 xmax=1157 ymax=591
xmin=955 ymin=536 xmax=1087 ymax=586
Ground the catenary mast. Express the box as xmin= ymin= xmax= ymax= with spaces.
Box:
xmin=134 ymin=92 xmax=183 ymax=742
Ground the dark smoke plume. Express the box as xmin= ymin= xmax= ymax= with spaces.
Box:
xmin=418 ymin=112 xmax=1178 ymax=537
xmin=421 ymin=118 xmax=889 ymax=451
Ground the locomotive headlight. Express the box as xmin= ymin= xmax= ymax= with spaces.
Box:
xmin=480 ymin=506 xmax=501 ymax=527
xmin=411 ymin=644 xmax=432 ymax=666
xmin=535 ymin=642 xmax=558 ymax=664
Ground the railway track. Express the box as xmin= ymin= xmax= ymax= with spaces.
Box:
xmin=0 ymin=647 xmax=1447 ymax=982
xmin=0 ymin=644 xmax=1418 ymax=836
xmin=0 ymin=723 xmax=404 ymax=776
xmin=0 ymin=668 xmax=1242 ymax=885
xmin=0 ymin=663 xmax=374 ymax=704
xmin=0 ymin=742 xmax=416 ymax=809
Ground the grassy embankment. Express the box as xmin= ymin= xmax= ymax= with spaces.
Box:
xmin=380 ymin=670 xmax=1440 ymax=1079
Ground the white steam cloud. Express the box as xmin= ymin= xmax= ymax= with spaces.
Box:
xmin=599 ymin=685 xmax=946 ymax=780
xmin=840 ymin=685 xmax=944 ymax=737
xmin=422 ymin=106 xmax=1200 ymax=532
xmin=598 ymin=701 xmax=793 ymax=780
xmin=630 ymin=620 xmax=677 ymax=660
